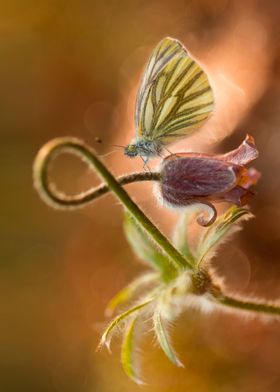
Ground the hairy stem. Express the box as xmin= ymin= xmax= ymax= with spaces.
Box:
xmin=217 ymin=294 xmax=280 ymax=316
xmin=34 ymin=165 xmax=160 ymax=209
xmin=33 ymin=137 xmax=192 ymax=270
xmin=193 ymin=270 xmax=280 ymax=317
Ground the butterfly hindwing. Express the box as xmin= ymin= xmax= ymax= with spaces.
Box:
xmin=135 ymin=37 xmax=214 ymax=145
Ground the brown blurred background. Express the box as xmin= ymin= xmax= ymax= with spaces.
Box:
xmin=1 ymin=0 xmax=280 ymax=391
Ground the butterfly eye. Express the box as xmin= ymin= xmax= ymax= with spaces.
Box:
xmin=128 ymin=145 xmax=136 ymax=151
xmin=124 ymin=144 xmax=138 ymax=157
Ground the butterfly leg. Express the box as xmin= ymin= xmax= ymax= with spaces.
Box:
xmin=140 ymin=156 xmax=151 ymax=172
xmin=163 ymin=146 xmax=180 ymax=158
xmin=163 ymin=146 xmax=173 ymax=155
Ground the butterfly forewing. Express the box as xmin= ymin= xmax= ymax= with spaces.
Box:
xmin=135 ymin=37 xmax=214 ymax=144
xmin=135 ymin=38 xmax=183 ymax=136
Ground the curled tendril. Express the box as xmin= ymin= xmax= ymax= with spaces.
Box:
xmin=33 ymin=137 xmax=217 ymax=227
xmin=33 ymin=137 xmax=161 ymax=210
xmin=33 ymin=137 xmax=191 ymax=271
xmin=195 ymin=201 xmax=217 ymax=227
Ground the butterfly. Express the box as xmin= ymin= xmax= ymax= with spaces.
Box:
xmin=124 ymin=37 xmax=214 ymax=163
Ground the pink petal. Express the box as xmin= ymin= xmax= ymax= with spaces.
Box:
xmin=238 ymin=167 xmax=261 ymax=189
xmin=220 ymin=134 xmax=258 ymax=165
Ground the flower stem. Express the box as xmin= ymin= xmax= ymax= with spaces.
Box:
xmin=33 ymin=137 xmax=192 ymax=271
xmin=34 ymin=160 xmax=160 ymax=210
xmin=217 ymin=294 xmax=280 ymax=316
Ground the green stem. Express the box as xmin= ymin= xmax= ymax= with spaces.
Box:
xmin=34 ymin=164 xmax=160 ymax=209
xmin=217 ymin=294 xmax=280 ymax=316
xmin=33 ymin=137 xmax=192 ymax=270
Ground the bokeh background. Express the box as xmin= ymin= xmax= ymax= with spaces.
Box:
xmin=1 ymin=0 xmax=280 ymax=391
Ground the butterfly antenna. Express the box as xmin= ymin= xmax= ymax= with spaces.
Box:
xmin=99 ymin=150 xmax=119 ymax=158
xmin=92 ymin=135 xmax=124 ymax=150
xmin=112 ymin=144 xmax=125 ymax=149
xmin=94 ymin=136 xmax=103 ymax=144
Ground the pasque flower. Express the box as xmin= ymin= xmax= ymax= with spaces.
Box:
xmin=33 ymin=134 xmax=280 ymax=386
xmin=157 ymin=135 xmax=260 ymax=226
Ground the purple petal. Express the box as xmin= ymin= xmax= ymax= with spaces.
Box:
xmin=161 ymin=157 xmax=239 ymax=205
xmin=219 ymin=186 xmax=254 ymax=206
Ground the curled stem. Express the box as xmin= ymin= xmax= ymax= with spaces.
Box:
xmin=33 ymin=137 xmax=192 ymax=270
xmin=34 ymin=161 xmax=160 ymax=210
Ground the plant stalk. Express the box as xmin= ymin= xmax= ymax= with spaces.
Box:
xmin=33 ymin=137 xmax=192 ymax=270
xmin=217 ymin=294 xmax=280 ymax=316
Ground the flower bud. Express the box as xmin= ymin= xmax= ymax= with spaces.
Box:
xmin=156 ymin=135 xmax=260 ymax=226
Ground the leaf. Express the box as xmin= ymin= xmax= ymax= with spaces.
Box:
xmin=98 ymin=299 xmax=153 ymax=352
xmin=105 ymin=272 xmax=159 ymax=317
xmin=124 ymin=212 xmax=175 ymax=280
xmin=172 ymin=212 xmax=195 ymax=265
xmin=153 ymin=311 xmax=184 ymax=367
xmin=121 ymin=316 xmax=145 ymax=385
xmin=196 ymin=206 xmax=253 ymax=267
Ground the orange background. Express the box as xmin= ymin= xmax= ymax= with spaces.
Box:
xmin=1 ymin=1 xmax=280 ymax=391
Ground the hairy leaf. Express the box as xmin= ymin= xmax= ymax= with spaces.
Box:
xmin=124 ymin=212 xmax=175 ymax=280
xmin=121 ymin=317 xmax=144 ymax=384
xmin=196 ymin=206 xmax=253 ymax=267
xmin=153 ymin=311 xmax=184 ymax=367
xmin=172 ymin=212 xmax=195 ymax=265
xmin=98 ymin=299 xmax=153 ymax=351
xmin=105 ymin=272 xmax=159 ymax=317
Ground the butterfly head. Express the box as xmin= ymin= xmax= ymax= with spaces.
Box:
xmin=124 ymin=143 xmax=139 ymax=158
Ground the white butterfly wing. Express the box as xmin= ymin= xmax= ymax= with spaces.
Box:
xmin=135 ymin=37 xmax=214 ymax=144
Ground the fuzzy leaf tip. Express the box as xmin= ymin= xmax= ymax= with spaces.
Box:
xmin=153 ymin=311 xmax=184 ymax=368
xmin=121 ymin=317 xmax=145 ymax=385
